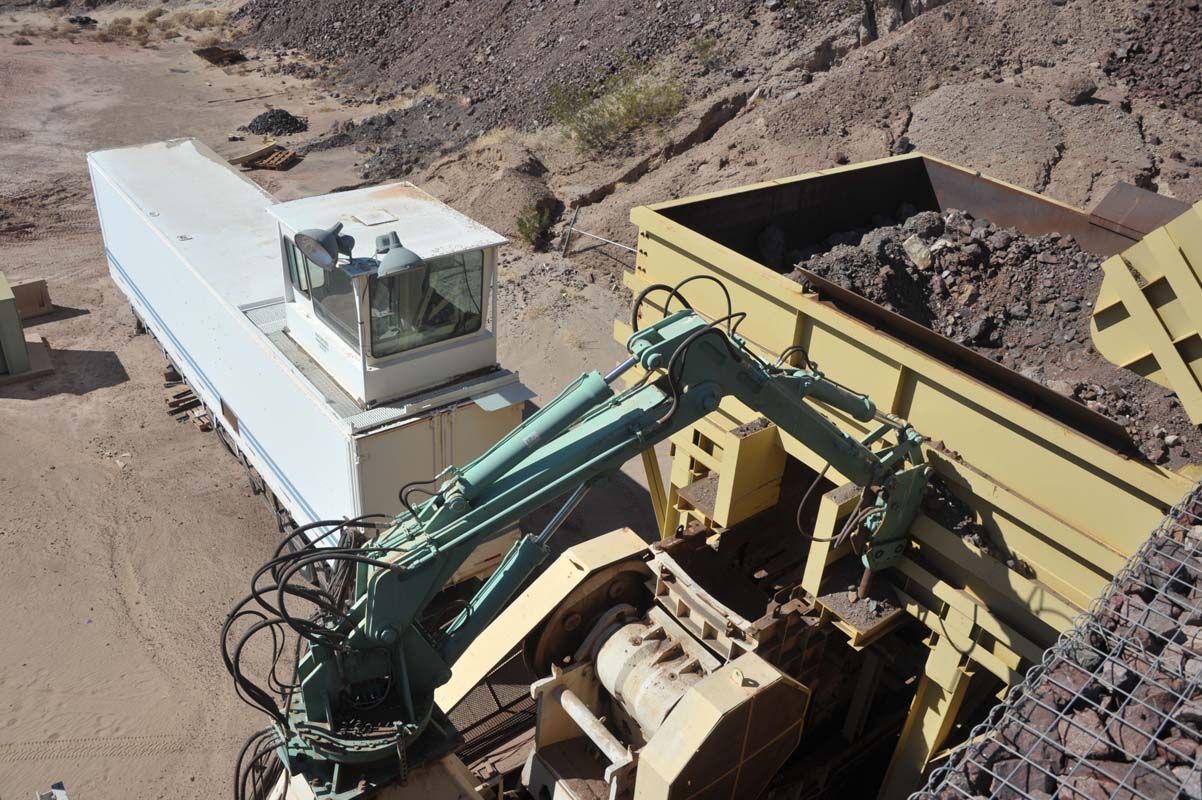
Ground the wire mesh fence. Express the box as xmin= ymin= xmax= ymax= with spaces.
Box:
xmin=914 ymin=479 xmax=1202 ymax=800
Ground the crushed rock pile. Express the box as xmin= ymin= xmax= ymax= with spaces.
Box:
xmin=777 ymin=208 xmax=1202 ymax=467
xmin=1104 ymin=1 xmax=1202 ymax=123
xmin=242 ymin=108 xmax=308 ymax=136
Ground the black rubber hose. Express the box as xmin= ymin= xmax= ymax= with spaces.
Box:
xmin=630 ymin=282 xmax=689 ymax=333
xmin=663 ymin=275 xmax=734 ymax=331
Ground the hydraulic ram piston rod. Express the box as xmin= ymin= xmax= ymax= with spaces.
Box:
xmin=554 ymin=687 xmax=630 ymax=766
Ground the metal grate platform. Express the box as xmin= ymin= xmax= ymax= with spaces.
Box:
xmin=915 ymin=479 xmax=1202 ymax=800
xmin=447 ymin=650 xmax=535 ymax=766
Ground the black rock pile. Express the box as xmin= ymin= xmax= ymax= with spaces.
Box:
xmin=302 ymin=97 xmax=471 ymax=181
xmin=243 ymin=108 xmax=308 ymax=136
xmin=776 ymin=207 xmax=1202 ymax=467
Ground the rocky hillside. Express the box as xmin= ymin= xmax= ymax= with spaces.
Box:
xmin=235 ymin=0 xmax=1202 ymax=219
xmin=236 ymin=0 xmax=857 ymax=130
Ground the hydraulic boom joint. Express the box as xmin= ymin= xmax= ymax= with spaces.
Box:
xmin=238 ymin=307 xmax=929 ymax=798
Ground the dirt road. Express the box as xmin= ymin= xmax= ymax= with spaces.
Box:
xmin=0 ymin=20 xmax=662 ymax=796
xmin=0 ymin=35 xmax=314 ymax=800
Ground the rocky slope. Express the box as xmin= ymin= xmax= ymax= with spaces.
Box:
xmin=228 ymin=0 xmax=1202 ymax=466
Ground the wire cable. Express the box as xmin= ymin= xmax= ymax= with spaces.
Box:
xmin=774 ymin=344 xmax=815 ymax=370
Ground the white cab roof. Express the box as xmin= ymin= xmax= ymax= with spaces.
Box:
xmin=268 ymin=182 xmax=507 ymax=261
xmin=87 ymin=138 xmax=282 ymax=308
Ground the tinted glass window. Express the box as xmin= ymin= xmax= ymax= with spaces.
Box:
xmin=284 ymin=240 xmax=309 ymax=296
xmin=309 ymin=262 xmax=359 ymax=349
xmin=368 ymin=250 xmax=484 ymax=358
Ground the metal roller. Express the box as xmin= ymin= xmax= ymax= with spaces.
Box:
xmin=594 ymin=619 xmax=705 ymax=739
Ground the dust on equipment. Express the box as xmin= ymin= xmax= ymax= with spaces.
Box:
xmin=230 ymin=155 xmax=1202 ymax=800
xmin=228 ymin=297 xmax=930 ymax=799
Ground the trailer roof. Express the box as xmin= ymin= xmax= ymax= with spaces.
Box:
xmin=268 ymin=182 xmax=507 ymax=261
xmin=87 ymin=138 xmax=283 ymax=309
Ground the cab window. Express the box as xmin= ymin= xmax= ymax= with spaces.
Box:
xmin=368 ymin=250 xmax=484 ymax=358
xmin=284 ymin=239 xmax=309 ymax=297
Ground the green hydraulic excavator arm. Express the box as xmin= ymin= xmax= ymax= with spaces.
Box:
xmin=243 ymin=307 xmax=929 ymax=798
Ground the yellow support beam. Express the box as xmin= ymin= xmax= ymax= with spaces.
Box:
xmin=641 ymin=447 xmax=668 ymax=537
xmin=877 ymin=634 xmax=977 ymax=800
xmin=895 ymin=587 xmax=1024 ymax=687
xmin=908 ymin=515 xmax=1079 ymax=642
xmin=897 ymin=556 xmax=1044 ymax=663
xmin=801 ymin=483 xmax=862 ymax=597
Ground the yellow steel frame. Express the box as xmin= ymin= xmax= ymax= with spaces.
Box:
xmin=620 ymin=154 xmax=1195 ymax=796
xmin=1092 ymin=201 xmax=1202 ymax=427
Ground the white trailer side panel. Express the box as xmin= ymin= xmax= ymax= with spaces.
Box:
xmin=354 ymin=400 xmax=525 ymax=517
xmin=355 ymin=400 xmax=525 ymax=580
xmin=88 ymin=140 xmax=356 ymax=526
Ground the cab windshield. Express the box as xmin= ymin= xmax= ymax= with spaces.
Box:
xmin=368 ymin=250 xmax=484 ymax=358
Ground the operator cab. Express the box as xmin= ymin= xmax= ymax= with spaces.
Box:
xmin=268 ymin=183 xmax=505 ymax=408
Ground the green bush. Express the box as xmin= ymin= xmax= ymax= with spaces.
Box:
xmin=549 ymin=70 xmax=683 ymax=153
xmin=516 ymin=204 xmax=552 ymax=248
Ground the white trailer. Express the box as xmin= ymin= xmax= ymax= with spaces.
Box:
xmin=88 ymin=138 xmax=533 ymax=582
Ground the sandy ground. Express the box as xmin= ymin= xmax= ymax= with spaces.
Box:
xmin=0 ymin=28 xmax=658 ymax=799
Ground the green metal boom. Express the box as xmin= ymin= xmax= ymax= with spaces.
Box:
xmin=273 ymin=309 xmax=929 ymax=796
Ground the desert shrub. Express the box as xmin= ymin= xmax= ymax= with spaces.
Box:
xmin=549 ymin=69 xmax=683 ymax=153
xmin=516 ymin=203 xmax=553 ymax=248
xmin=104 ymin=16 xmax=133 ymax=37
xmin=169 ymin=8 xmax=227 ymax=30
xmin=690 ymin=34 xmax=725 ymax=71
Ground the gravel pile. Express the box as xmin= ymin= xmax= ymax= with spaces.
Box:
xmin=917 ymin=483 xmax=1202 ymax=800
xmin=236 ymin=0 xmax=744 ymax=130
xmin=242 ymin=108 xmax=308 ymax=136
xmin=1104 ymin=1 xmax=1202 ymax=123
xmin=234 ymin=1 xmax=859 ymax=131
xmin=302 ymin=96 xmax=474 ymax=181
xmin=777 ymin=208 xmax=1202 ymax=467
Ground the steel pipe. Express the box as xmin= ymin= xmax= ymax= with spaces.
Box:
xmin=554 ymin=687 xmax=629 ymax=766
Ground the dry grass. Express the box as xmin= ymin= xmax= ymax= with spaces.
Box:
xmin=516 ymin=203 xmax=552 ymax=248
xmin=468 ymin=126 xmax=516 ymax=152
xmin=549 ymin=68 xmax=683 ymax=153
xmin=561 ymin=326 xmax=591 ymax=351
xmin=67 ymin=5 xmax=230 ymax=45
xmin=104 ymin=16 xmax=133 ymax=37
xmin=163 ymin=9 xmax=229 ymax=30
xmin=690 ymin=35 xmax=726 ymax=71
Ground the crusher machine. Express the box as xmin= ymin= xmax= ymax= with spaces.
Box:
xmin=228 ymin=154 xmax=1202 ymax=800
